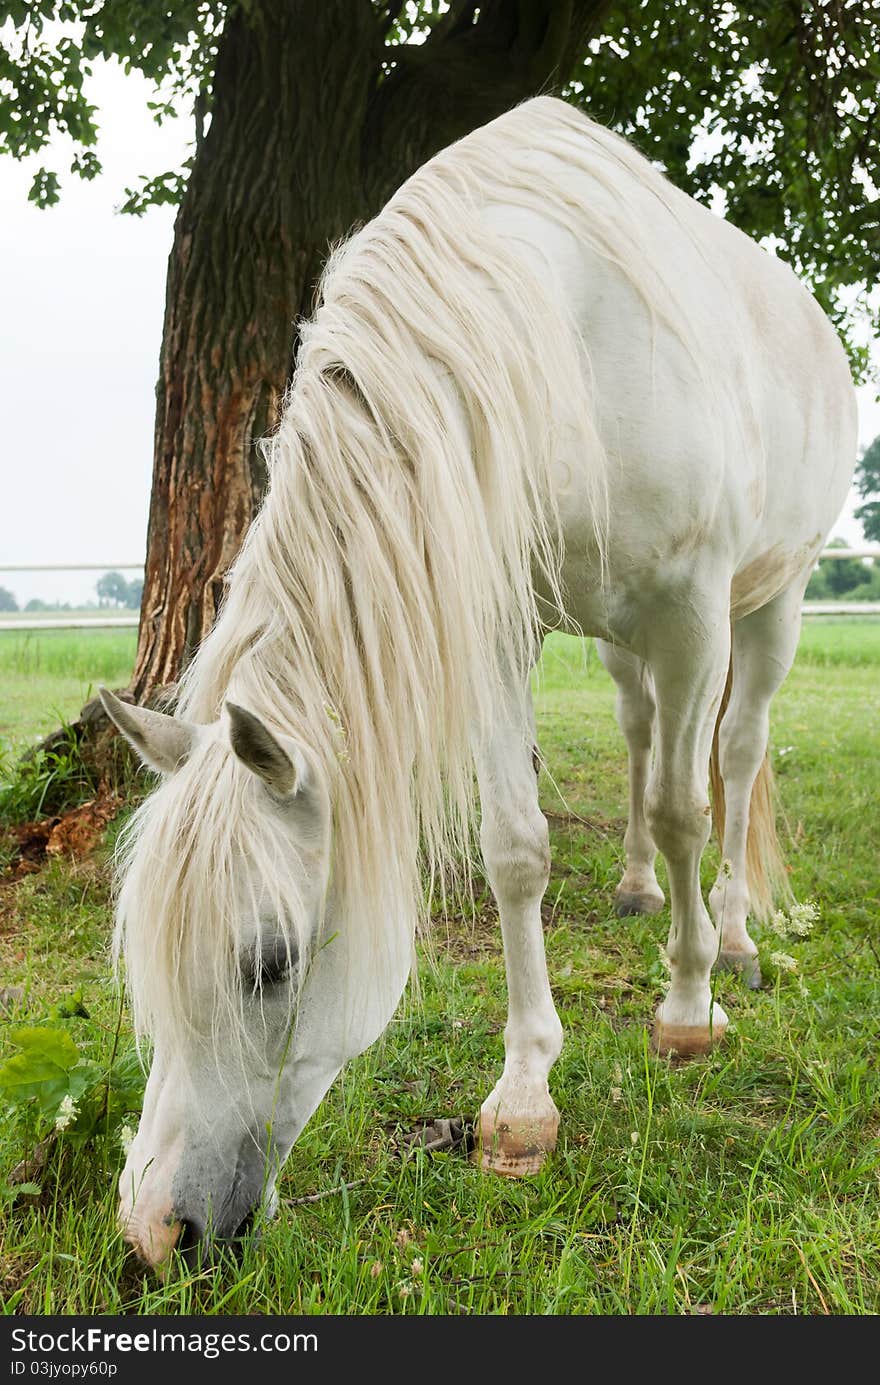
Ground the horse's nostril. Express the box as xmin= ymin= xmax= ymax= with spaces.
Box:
xmin=176 ymin=1219 xmax=201 ymax=1256
xmin=231 ymin=1209 xmax=255 ymax=1241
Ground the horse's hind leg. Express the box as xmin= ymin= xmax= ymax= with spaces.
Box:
xmin=644 ymin=606 xmax=731 ymax=1056
xmin=709 ymin=585 xmax=803 ymax=987
xmin=595 ymin=639 xmax=664 ymax=917
xmin=473 ymin=674 xmax=562 ymax=1177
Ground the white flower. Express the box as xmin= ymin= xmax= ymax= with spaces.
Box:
xmin=119 ymin=1123 xmax=136 ymax=1154
xmin=656 ymin=945 xmax=672 ymax=994
xmin=770 ymin=910 xmax=790 ymax=937
xmin=54 ymin=1094 xmax=78 ymax=1132
xmin=770 ymin=900 xmax=818 ymax=940
xmin=411 ymin=1257 xmax=424 ymax=1276
xmin=610 ymin=1087 xmax=623 ymax=1104
xmin=397 ymin=1281 xmax=412 ymax=1299
xmin=770 ymin=951 xmax=798 ymax=973
xmin=630 ymin=1130 xmax=640 ymax=1145
xmin=788 ymin=901 xmax=818 ymax=937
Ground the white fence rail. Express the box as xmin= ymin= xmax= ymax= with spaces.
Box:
xmin=815 ymin=548 xmax=880 ymax=560
xmin=1 ymin=549 xmax=879 ymax=631
xmin=0 ymin=563 xmax=145 ymax=573
xmin=803 ymin=602 xmax=880 ymax=615
xmin=0 ymin=616 xmax=140 ymax=631
xmin=0 ymin=560 xmax=145 ymax=631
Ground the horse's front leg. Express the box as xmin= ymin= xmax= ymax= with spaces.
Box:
xmin=474 ymin=678 xmax=562 ymax=1177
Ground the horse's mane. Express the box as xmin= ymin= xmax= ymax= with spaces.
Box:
xmin=115 ymin=97 xmax=696 ymax=1054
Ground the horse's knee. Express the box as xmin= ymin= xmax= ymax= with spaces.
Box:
xmin=645 ymin=786 xmax=712 ymax=863
xmin=481 ymin=807 xmax=550 ymax=904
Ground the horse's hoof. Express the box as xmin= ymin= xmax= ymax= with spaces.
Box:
xmin=651 ymin=1012 xmax=727 ymax=1057
xmin=473 ymin=1109 xmax=559 ymax=1177
xmin=615 ymin=889 xmax=665 ymax=918
xmin=715 ymin=950 xmax=763 ymax=990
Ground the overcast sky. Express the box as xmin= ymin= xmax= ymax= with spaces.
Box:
xmin=1 ymin=58 xmax=878 ymax=609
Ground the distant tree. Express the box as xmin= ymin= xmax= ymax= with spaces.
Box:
xmin=96 ymin=571 xmax=131 ymax=608
xmin=804 ymin=565 xmax=829 ymax=601
xmin=863 ymin=561 xmax=880 ymax=601
xmin=0 ymin=586 xmax=18 ymax=612
xmin=126 ymin=578 xmax=145 ymax=611
xmin=24 ymin=597 xmax=48 ymax=612
xmin=821 ymin=537 xmax=873 ymax=597
xmin=854 ymin=434 xmax=880 ymax=544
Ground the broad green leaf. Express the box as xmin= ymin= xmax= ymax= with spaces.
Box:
xmin=4 ymin=1026 xmax=79 ymax=1069
xmin=0 ymin=1025 xmax=81 ymax=1113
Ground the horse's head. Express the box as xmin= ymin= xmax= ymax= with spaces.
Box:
xmin=100 ymin=689 xmax=408 ymax=1271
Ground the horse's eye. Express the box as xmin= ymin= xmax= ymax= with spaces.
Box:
xmin=244 ymin=937 xmax=298 ymax=989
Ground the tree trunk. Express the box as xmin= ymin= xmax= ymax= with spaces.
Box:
xmin=132 ymin=0 xmax=379 ymax=698
xmin=132 ymin=0 xmax=610 ymax=701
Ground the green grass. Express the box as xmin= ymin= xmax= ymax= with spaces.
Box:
xmin=1 ymin=621 xmax=878 ymax=1314
xmin=795 ymin=617 xmax=880 ymax=668
xmin=0 ymin=628 xmax=136 ymax=747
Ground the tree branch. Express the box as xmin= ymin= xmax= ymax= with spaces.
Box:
xmin=362 ymin=0 xmax=613 ymax=205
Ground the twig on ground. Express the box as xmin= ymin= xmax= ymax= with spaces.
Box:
xmin=283 ymin=1179 xmax=366 ymax=1207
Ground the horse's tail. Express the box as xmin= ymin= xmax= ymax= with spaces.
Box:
xmin=709 ymin=652 xmax=791 ymax=923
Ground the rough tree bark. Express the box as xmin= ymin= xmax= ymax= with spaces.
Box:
xmin=132 ymin=0 xmax=611 ymax=700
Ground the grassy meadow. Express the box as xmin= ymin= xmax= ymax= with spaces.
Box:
xmin=0 ymin=628 xmax=137 ymax=747
xmin=0 ymin=620 xmax=878 ymax=1314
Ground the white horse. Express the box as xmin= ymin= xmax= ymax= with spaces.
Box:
xmin=100 ymin=97 xmax=856 ymax=1269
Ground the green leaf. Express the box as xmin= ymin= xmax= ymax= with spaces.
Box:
xmin=1 ymin=1181 xmax=41 ymax=1203
xmin=50 ymin=989 xmax=90 ymax=1020
xmin=70 ymin=149 xmax=100 ymax=182
xmin=66 ymin=1062 xmax=102 ymax=1101
xmin=0 ymin=1025 xmax=80 ymax=1114
xmin=3 ymin=1026 xmax=79 ymax=1069
xmin=27 ymin=168 xmax=60 ymax=209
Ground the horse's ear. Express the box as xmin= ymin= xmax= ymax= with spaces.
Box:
xmin=99 ymin=687 xmax=197 ymax=774
xmin=226 ymin=703 xmax=300 ymax=798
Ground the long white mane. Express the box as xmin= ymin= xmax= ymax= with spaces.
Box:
xmin=116 ymin=98 xmax=695 ymax=1051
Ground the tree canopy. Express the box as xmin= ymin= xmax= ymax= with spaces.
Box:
xmin=2 ymin=1 xmax=878 ymax=374
xmin=5 ymin=2 xmax=878 ymax=696
xmin=805 ymin=535 xmax=879 ymax=600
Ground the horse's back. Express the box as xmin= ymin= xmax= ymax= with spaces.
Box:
xmin=446 ymin=98 xmax=856 ymax=641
